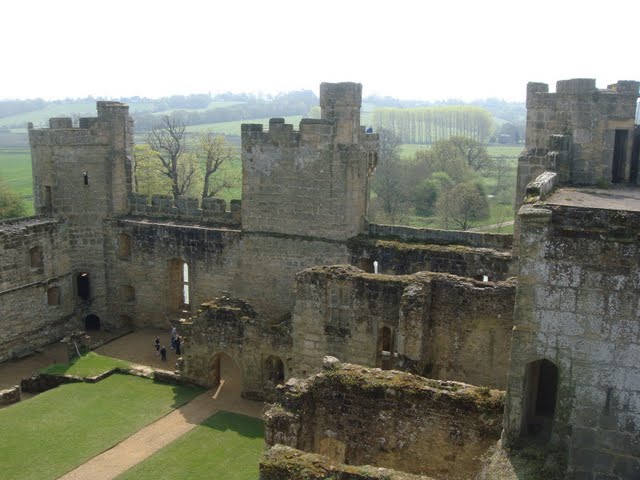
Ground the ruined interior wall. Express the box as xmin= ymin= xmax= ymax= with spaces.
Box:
xmin=265 ymin=363 xmax=504 ymax=480
xmin=291 ymin=266 xmax=515 ymax=388
xmin=111 ymin=219 xmax=350 ymax=327
xmin=424 ymin=276 xmax=515 ymax=388
xmin=504 ymin=201 xmax=640 ymax=479
xmin=0 ymin=218 xmax=75 ymax=361
xmin=349 ymin=237 xmax=513 ymax=280
xmin=260 ymin=445 xmax=434 ymax=480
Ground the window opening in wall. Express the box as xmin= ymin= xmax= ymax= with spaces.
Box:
xmin=47 ymin=286 xmax=60 ymax=306
xmin=612 ymin=129 xmax=628 ymax=183
xmin=521 ymin=358 xmax=558 ymax=442
xmin=118 ymin=233 xmax=132 ymax=258
xmin=85 ymin=314 xmax=100 ymax=331
xmin=44 ymin=186 xmax=52 ymax=211
xmin=377 ymin=326 xmax=394 ymax=370
xmin=30 ymin=246 xmax=44 ymax=269
xmin=83 ymin=171 xmax=89 ymax=185
xmin=631 ymin=128 xmax=640 ymax=184
xmin=77 ymin=272 xmax=90 ymax=301
xmin=182 ymin=262 xmax=190 ymax=307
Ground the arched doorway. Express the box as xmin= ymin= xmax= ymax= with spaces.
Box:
xmin=210 ymin=352 xmax=242 ymax=394
xmin=85 ymin=314 xmax=100 ymax=331
xmin=521 ymin=358 xmax=558 ymax=442
xmin=264 ymin=356 xmax=285 ymax=385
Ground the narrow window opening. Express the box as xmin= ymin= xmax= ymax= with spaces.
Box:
xmin=83 ymin=171 xmax=89 ymax=185
xmin=182 ymin=262 xmax=190 ymax=307
xmin=612 ymin=129 xmax=628 ymax=183
xmin=44 ymin=186 xmax=52 ymax=212
xmin=118 ymin=233 xmax=132 ymax=258
xmin=77 ymin=272 xmax=90 ymax=301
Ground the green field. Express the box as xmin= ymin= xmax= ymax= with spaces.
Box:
xmin=185 ymin=115 xmax=303 ymax=136
xmin=0 ymin=147 xmax=34 ymax=216
xmin=117 ymin=411 xmax=264 ymax=480
xmin=0 ymin=374 xmax=203 ymax=480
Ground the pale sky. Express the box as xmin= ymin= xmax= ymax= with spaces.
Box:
xmin=3 ymin=0 xmax=639 ymax=102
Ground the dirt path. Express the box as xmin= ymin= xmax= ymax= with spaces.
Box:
xmin=58 ymin=378 xmax=262 ymax=480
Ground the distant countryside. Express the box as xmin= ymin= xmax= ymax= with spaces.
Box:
xmin=0 ymin=92 xmax=524 ymax=231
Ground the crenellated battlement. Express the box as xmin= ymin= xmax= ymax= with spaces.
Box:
xmin=128 ymin=193 xmax=241 ymax=226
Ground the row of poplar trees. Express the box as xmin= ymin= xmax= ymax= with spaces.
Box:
xmin=373 ymin=106 xmax=493 ymax=144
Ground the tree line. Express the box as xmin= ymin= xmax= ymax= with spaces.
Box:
xmin=373 ymin=106 xmax=493 ymax=144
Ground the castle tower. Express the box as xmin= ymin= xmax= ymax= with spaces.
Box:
xmin=28 ymin=102 xmax=134 ymax=329
xmin=320 ymin=82 xmax=361 ymax=145
xmin=241 ymin=82 xmax=378 ymax=241
xmin=515 ymin=79 xmax=639 ymax=206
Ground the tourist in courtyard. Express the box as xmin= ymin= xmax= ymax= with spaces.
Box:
xmin=170 ymin=326 xmax=177 ymax=349
xmin=154 ymin=336 xmax=160 ymax=352
xmin=175 ymin=335 xmax=181 ymax=356
xmin=160 ymin=345 xmax=167 ymax=361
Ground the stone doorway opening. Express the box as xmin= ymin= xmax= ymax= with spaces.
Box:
xmin=84 ymin=314 xmax=101 ymax=331
xmin=377 ymin=326 xmax=394 ymax=370
xmin=210 ymin=352 xmax=242 ymax=392
xmin=521 ymin=358 xmax=558 ymax=442
xmin=612 ymin=129 xmax=628 ymax=183
xmin=77 ymin=272 xmax=90 ymax=301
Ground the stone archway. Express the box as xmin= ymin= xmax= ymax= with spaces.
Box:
xmin=84 ymin=314 xmax=100 ymax=331
xmin=210 ymin=352 xmax=242 ymax=393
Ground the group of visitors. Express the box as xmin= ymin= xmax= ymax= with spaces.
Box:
xmin=154 ymin=326 xmax=183 ymax=361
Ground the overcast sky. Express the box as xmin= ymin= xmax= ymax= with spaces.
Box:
xmin=3 ymin=0 xmax=638 ymax=102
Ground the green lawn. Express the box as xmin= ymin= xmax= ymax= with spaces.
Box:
xmin=0 ymin=374 xmax=203 ymax=480
xmin=185 ymin=115 xmax=303 ymax=136
xmin=117 ymin=411 xmax=264 ymax=480
xmin=40 ymin=352 xmax=130 ymax=377
xmin=0 ymin=147 xmax=34 ymax=216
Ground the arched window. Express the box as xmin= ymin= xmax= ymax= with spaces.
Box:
xmin=169 ymin=259 xmax=191 ymax=310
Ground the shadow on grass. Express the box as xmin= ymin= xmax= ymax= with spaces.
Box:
xmin=163 ymin=381 xmax=205 ymax=409
xmin=39 ymin=352 xmax=130 ymax=377
xmin=200 ymin=411 xmax=264 ymax=439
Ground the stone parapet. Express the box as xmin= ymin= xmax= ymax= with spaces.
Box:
xmin=128 ymin=193 xmax=241 ymax=226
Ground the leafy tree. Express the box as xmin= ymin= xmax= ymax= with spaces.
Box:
xmin=133 ymin=144 xmax=172 ymax=197
xmin=0 ymin=178 xmax=27 ymax=219
xmin=436 ymin=181 xmax=489 ymax=231
xmin=414 ymin=172 xmax=454 ymax=216
xmin=146 ymin=116 xmax=198 ymax=201
xmin=447 ymin=136 xmax=493 ymax=173
xmin=370 ymin=128 xmax=412 ymax=223
xmin=198 ymin=133 xmax=237 ymax=200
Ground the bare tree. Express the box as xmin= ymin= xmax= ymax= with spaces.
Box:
xmin=198 ymin=134 xmax=237 ymax=200
xmin=147 ymin=116 xmax=197 ymax=201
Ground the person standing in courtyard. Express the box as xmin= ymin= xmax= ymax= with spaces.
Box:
xmin=155 ymin=336 xmax=160 ymax=352
xmin=175 ymin=335 xmax=181 ymax=356
xmin=160 ymin=345 xmax=167 ymax=361
xmin=170 ymin=326 xmax=177 ymax=350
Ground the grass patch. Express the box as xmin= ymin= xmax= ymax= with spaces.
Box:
xmin=0 ymin=147 xmax=34 ymax=215
xmin=40 ymin=352 xmax=131 ymax=377
xmin=0 ymin=374 xmax=203 ymax=480
xmin=117 ymin=411 xmax=264 ymax=480
xmin=185 ymin=115 xmax=303 ymax=136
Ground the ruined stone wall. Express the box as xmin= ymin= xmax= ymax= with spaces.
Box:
xmin=265 ymin=362 xmax=504 ymax=480
xmin=349 ymin=236 xmax=513 ymax=280
xmin=180 ymin=296 xmax=291 ymax=399
xmin=0 ymin=218 xmax=75 ymax=361
xmin=368 ymin=223 xmax=513 ymax=249
xmin=291 ymin=266 xmax=515 ymax=388
xmin=241 ymin=83 xmax=378 ymax=242
xmin=110 ymin=219 xmax=349 ymax=326
xmin=516 ymin=79 xmax=639 ymax=203
xmin=504 ymin=198 xmax=640 ymax=478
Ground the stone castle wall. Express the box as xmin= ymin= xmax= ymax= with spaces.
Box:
xmin=290 ymin=265 xmax=515 ymax=389
xmin=504 ymin=194 xmax=640 ymax=478
xmin=0 ymin=218 xmax=75 ymax=361
xmin=264 ymin=361 xmax=504 ymax=480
